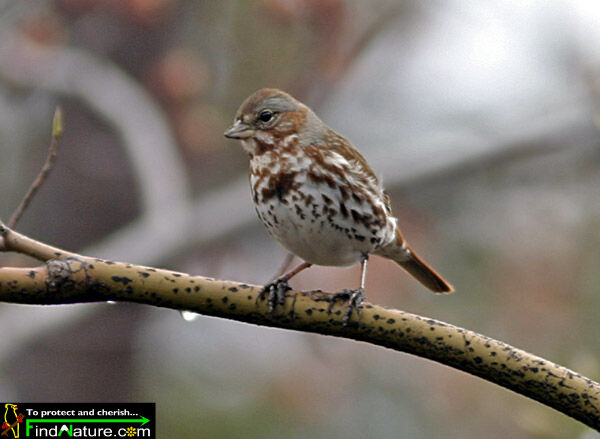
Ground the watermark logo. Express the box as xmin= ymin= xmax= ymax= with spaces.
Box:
xmin=2 ymin=404 xmax=24 ymax=438
xmin=0 ymin=403 xmax=154 ymax=439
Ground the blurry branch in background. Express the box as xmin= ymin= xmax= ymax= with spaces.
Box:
xmin=0 ymin=28 xmax=202 ymax=357
xmin=8 ymin=107 xmax=62 ymax=229
xmin=0 ymin=116 xmax=599 ymax=432
xmin=0 ymin=33 xmax=194 ymax=264
xmin=299 ymin=3 xmax=404 ymax=107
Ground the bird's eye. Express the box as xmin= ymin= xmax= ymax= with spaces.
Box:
xmin=258 ymin=110 xmax=273 ymax=123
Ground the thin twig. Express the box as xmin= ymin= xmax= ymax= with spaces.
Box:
xmin=8 ymin=107 xmax=63 ymax=229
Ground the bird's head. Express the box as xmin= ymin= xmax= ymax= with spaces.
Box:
xmin=224 ymin=88 xmax=323 ymax=156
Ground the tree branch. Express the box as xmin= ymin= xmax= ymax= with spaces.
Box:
xmin=8 ymin=107 xmax=63 ymax=229
xmin=0 ymin=223 xmax=599 ymax=431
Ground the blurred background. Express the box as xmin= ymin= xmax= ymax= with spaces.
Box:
xmin=1 ymin=0 xmax=599 ymax=437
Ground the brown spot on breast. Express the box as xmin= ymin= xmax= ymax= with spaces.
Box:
xmin=254 ymin=139 xmax=275 ymax=156
xmin=261 ymin=187 xmax=275 ymax=201
xmin=339 ymin=202 xmax=349 ymax=217
xmin=275 ymin=172 xmax=298 ymax=200
xmin=339 ymin=185 xmax=350 ymax=201
xmin=350 ymin=209 xmax=377 ymax=228
xmin=261 ymin=171 xmax=299 ymax=202
xmin=252 ymin=166 xmax=273 ymax=195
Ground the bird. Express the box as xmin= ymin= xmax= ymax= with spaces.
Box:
xmin=3 ymin=404 xmax=19 ymax=438
xmin=224 ymin=88 xmax=453 ymax=324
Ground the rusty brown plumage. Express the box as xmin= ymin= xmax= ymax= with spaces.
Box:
xmin=225 ymin=88 xmax=453 ymax=323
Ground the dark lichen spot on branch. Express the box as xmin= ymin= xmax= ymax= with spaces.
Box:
xmin=111 ymin=276 xmax=133 ymax=285
xmin=46 ymin=259 xmax=75 ymax=291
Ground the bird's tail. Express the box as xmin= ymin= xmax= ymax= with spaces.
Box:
xmin=377 ymin=232 xmax=453 ymax=293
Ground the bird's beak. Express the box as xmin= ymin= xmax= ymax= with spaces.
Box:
xmin=224 ymin=120 xmax=254 ymax=139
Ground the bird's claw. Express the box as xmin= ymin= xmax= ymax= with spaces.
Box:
xmin=328 ymin=288 xmax=365 ymax=325
xmin=259 ymin=278 xmax=291 ymax=312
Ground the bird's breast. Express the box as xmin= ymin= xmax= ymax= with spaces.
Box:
xmin=249 ymin=151 xmax=397 ymax=266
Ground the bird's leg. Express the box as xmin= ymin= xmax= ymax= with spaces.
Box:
xmin=260 ymin=260 xmax=312 ymax=312
xmin=329 ymin=254 xmax=368 ymax=325
xmin=269 ymin=252 xmax=295 ymax=282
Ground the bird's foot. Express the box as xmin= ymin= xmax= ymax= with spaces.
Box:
xmin=259 ymin=278 xmax=292 ymax=313
xmin=328 ymin=288 xmax=365 ymax=325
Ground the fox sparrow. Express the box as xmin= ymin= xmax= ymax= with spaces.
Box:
xmin=225 ymin=88 xmax=453 ymax=324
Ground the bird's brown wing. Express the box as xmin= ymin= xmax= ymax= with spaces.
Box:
xmin=326 ymin=129 xmax=394 ymax=214
xmin=326 ymin=131 xmax=379 ymax=183
xmin=382 ymin=191 xmax=392 ymax=214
